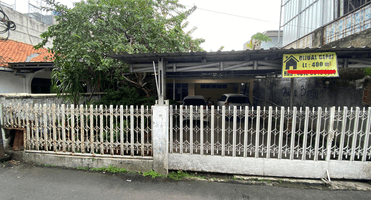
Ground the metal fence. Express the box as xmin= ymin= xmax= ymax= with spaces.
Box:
xmin=170 ymin=105 xmax=371 ymax=162
xmin=2 ymin=103 xmax=153 ymax=158
xmin=324 ymin=4 xmax=371 ymax=44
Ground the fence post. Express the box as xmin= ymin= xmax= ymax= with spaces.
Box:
xmin=326 ymin=106 xmax=336 ymax=162
xmin=152 ymin=104 xmax=169 ymax=175
xmin=0 ymin=104 xmax=5 ymax=158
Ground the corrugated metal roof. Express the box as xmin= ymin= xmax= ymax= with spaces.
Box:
xmin=108 ymin=46 xmax=371 ymax=64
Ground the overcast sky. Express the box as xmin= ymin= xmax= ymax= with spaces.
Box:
xmin=13 ymin=0 xmax=282 ymax=51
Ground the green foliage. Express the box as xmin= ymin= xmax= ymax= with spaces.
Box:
xmin=167 ymin=170 xmax=190 ymax=180
xmin=36 ymin=0 xmax=205 ymax=104
xmin=96 ymin=86 xmax=155 ymax=106
xmin=105 ymin=166 xmax=127 ymax=173
xmin=251 ymin=32 xmax=272 ymax=43
xmin=89 ymin=166 xmax=127 ymax=173
xmin=90 ymin=167 xmax=107 ymax=172
xmin=246 ymin=32 xmax=272 ymax=50
xmin=77 ymin=166 xmax=90 ymax=170
xmin=365 ymin=68 xmax=371 ymax=76
xmin=143 ymin=170 xmax=163 ymax=179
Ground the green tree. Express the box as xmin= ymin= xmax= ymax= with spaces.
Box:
xmin=36 ymin=0 xmax=204 ymax=104
xmin=246 ymin=32 xmax=272 ymax=50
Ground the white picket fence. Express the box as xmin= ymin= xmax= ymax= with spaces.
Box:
xmin=168 ymin=105 xmax=371 ymax=179
xmin=169 ymin=105 xmax=371 ymax=161
xmin=1 ymin=103 xmax=153 ymax=158
xmin=2 ymin=103 xmax=371 ymax=179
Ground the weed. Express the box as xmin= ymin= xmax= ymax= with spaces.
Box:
xmin=106 ymin=166 xmax=127 ymax=173
xmin=77 ymin=167 xmax=90 ymax=170
xmin=91 ymin=158 xmax=96 ymax=162
xmin=143 ymin=170 xmax=163 ymax=179
xmin=89 ymin=166 xmax=127 ymax=174
xmin=44 ymin=164 xmax=51 ymax=167
xmin=167 ymin=171 xmax=190 ymax=180
xmin=90 ymin=167 xmax=105 ymax=172
xmin=52 ymin=165 xmax=56 ymax=167
xmin=232 ymin=177 xmax=238 ymax=180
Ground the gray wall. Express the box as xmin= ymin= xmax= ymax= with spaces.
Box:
xmin=0 ymin=93 xmax=103 ymax=106
xmin=252 ymin=76 xmax=365 ymax=108
xmin=2 ymin=6 xmax=53 ymax=48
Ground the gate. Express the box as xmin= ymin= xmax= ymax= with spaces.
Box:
xmin=169 ymin=105 xmax=371 ymax=179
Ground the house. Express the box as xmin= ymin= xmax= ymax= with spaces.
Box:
xmin=0 ymin=39 xmax=53 ymax=93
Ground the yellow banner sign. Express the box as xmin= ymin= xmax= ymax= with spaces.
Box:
xmin=282 ymin=52 xmax=339 ymax=78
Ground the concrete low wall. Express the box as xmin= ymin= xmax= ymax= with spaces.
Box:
xmin=0 ymin=93 xmax=104 ymax=105
xmin=169 ymin=154 xmax=371 ymax=180
xmin=9 ymin=151 xmax=153 ymax=172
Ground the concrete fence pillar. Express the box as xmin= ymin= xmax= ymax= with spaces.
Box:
xmin=152 ymin=105 xmax=169 ymax=175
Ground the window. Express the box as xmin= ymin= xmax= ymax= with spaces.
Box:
xmin=31 ymin=78 xmax=51 ymax=93
xmin=219 ymin=95 xmax=227 ymax=101
xmin=167 ymin=83 xmax=188 ymax=101
xmin=227 ymin=96 xmax=250 ymax=104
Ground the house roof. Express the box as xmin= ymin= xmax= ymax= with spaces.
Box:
xmin=108 ymin=46 xmax=371 ymax=65
xmin=108 ymin=46 xmax=371 ymax=78
xmin=0 ymin=39 xmax=53 ymax=67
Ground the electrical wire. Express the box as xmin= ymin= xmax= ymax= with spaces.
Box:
xmin=183 ymin=4 xmax=316 ymax=30
xmin=183 ymin=4 xmax=277 ymax=24
xmin=0 ymin=6 xmax=16 ymax=40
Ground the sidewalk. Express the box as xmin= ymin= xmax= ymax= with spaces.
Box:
xmin=0 ymin=161 xmax=371 ymax=200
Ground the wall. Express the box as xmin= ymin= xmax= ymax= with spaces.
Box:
xmin=0 ymin=71 xmax=34 ymax=93
xmin=2 ymin=6 xmax=53 ymax=48
xmin=252 ymin=73 xmax=365 ymax=108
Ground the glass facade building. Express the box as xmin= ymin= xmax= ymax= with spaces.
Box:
xmin=281 ymin=0 xmax=371 ymax=47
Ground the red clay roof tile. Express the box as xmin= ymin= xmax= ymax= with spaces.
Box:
xmin=0 ymin=39 xmax=53 ymax=67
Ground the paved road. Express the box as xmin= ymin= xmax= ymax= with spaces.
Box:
xmin=0 ymin=163 xmax=370 ymax=200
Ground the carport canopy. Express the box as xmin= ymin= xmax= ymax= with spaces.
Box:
xmin=108 ymin=47 xmax=371 ymax=105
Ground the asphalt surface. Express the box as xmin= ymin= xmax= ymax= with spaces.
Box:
xmin=0 ymin=162 xmax=371 ymax=200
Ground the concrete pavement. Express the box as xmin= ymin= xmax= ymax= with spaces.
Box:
xmin=0 ymin=161 xmax=371 ymax=200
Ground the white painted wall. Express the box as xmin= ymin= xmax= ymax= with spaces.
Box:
xmin=0 ymin=71 xmax=34 ymax=93
xmin=0 ymin=69 xmax=52 ymax=94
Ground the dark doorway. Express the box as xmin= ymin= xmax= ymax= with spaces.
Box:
xmin=31 ymin=78 xmax=51 ymax=93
